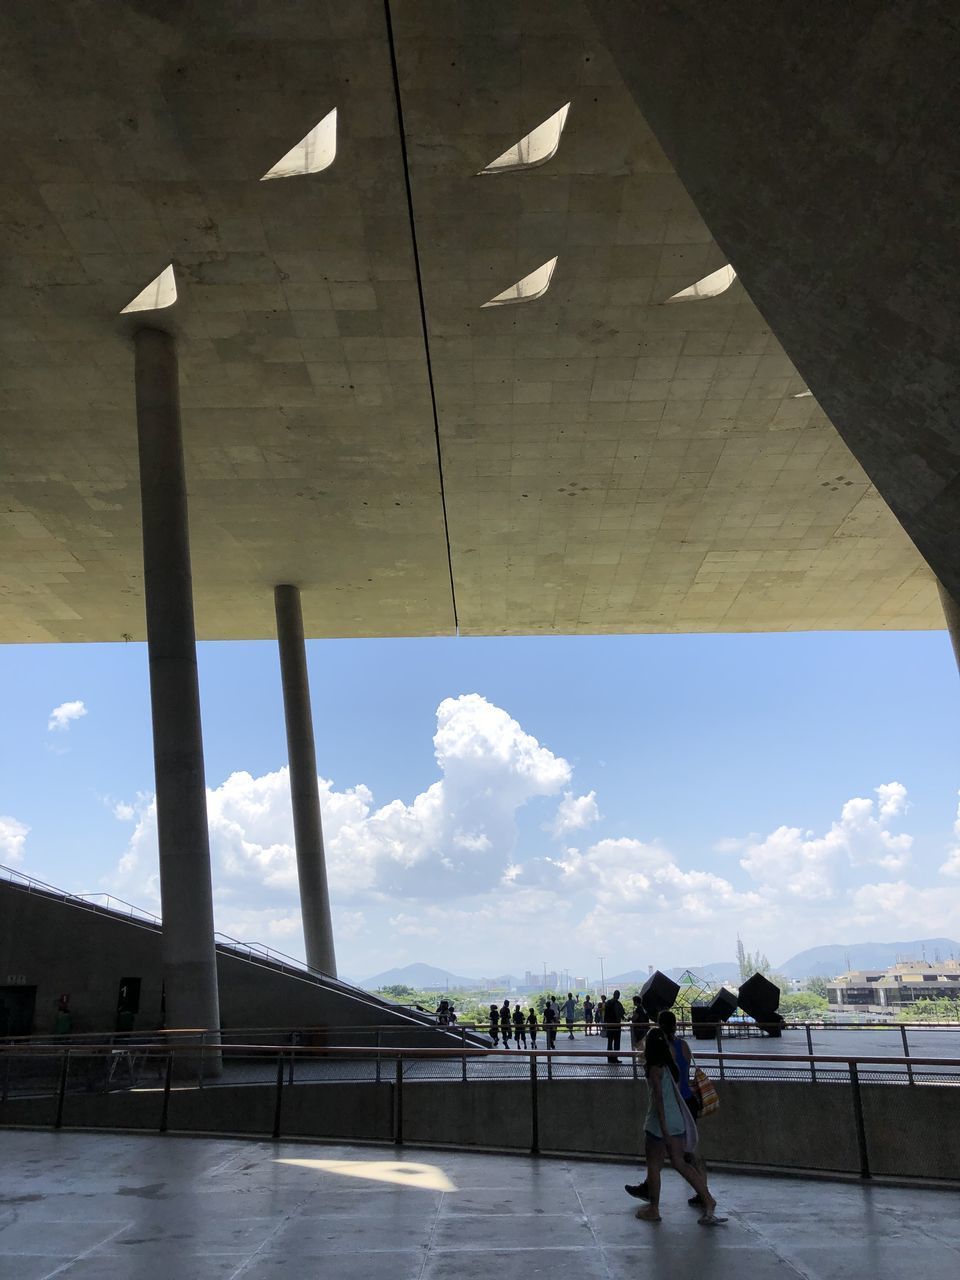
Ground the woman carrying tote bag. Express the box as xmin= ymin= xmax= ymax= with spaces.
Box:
xmin=632 ymin=1028 xmax=725 ymax=1226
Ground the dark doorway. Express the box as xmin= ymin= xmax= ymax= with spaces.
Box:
xmin=116 ymin=976 xmax=141 ymax=1032
xmin=0 ymin=985 xmax=37 ymax=1036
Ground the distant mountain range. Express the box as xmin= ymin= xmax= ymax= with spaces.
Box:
xmin=777 ymin=938 xmax=960 ymax=979
xmin=362 ymin=962 xmax=518 ymax=990
xmin=360 ymin=938 xmax=960 ymax=992
xmin=605 ymin=964 xmax=741 ymax=988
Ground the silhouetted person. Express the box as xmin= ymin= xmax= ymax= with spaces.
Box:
xmin=513 ymin=1002 xmax=527 ymax=1048
xmin=544 ymin=996 xmax=558 ymax=1050
xmin=583 ymin=995 xmax=595 ymax=1035
xmin=500 ymin=999 xmax=512 ymax=1047
xmin=527 ymin=1008 xmax=539 ymax=1048
xmin=605 ymin=989 xmax=626 ymax=1064
xmin=564 ymin=992 xmax=577 ymax=1039
xmin=489 ymin=1004 xmax=500 ymax=1046
xmin=630 ymin=995 xmax=650 ymax=1053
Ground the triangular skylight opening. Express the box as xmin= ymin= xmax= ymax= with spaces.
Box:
xmin=261 ymin=109 xmax=337 ymax=181
xmin=479 ymin=103 xmax=571 ymax=174
xmin=482 ymin=257 xmax=558 ymax=307
xmin=120 ymin=264 xmax=177 ymax=314
xmin=667 ymin=264 xmax=737 ymax=301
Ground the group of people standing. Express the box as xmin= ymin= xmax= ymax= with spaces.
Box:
xmin=487 ymin=990 xmax=639 ymax=1063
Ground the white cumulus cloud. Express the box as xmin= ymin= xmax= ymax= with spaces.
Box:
xmin=0 ymin=816 xmax=29 ymax=864
xmin=110 ymin=694 xmax=573 ymax=911
xmin=737 ymin=783 xmax=913 ymax=900
xmin=48 ymin=700 xmax=87 ymax=732
xmin=549 ymin=790 xmax=600 ymax=838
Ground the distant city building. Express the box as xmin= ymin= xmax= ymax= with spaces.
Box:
xmin=828 ymin=960 xmax=960 ymax=1009
xmin=523 ymin=970 xmax=558 ymax=991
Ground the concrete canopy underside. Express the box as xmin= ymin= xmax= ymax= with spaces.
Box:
xmin=0 ymin=0 xmax=940 ymax=642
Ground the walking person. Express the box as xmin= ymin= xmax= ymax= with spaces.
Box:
xmin=513 ymin=1002 xmax=527 ymax=1048
xmin=488 ymin=1004 xmax=500 ymax=1047
xmin=500 ymin=999 xmax=512 ymax=1048
xmin=595 ymin=995 xmax=606 ymax=1045
xmin=626 ymin=1008 xmax=702 ymax=1205
xmin=526 ymin=1007 xmax=539 ymax=1049
xmin=583 ymin=994 xmax=594 ymax=1036
xmin=631 ymin=1027 xmax=723 ymax=1226
xmin=564 ymin=992 xmax=577 ymax=1040
xmin=604 ymin=989 xmax=626 ymax=1064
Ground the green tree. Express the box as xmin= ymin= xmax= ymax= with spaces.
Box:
xmin=899 ymin=997 xmax=960 ymax=1023
xmin=779 ymin=992 xmax=829 ymax=1019
xmin=381 ymin=984 xmax=416 ymax=999
xmin=805 ymin=976 xmax=829 ymax=997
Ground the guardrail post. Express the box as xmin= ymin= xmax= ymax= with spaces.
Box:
xmin=461 ymin=1025 xmax=467 ymax=1083
xmin=375 ymin=1031 xmax=382 ymax=1085
xmin=197 ymin=1033 xmax=205 ymax=1090
xmin=394 ymin=1058 xmax=404 ymax=1146
xmin=530 ymin=1053 xmax=539 ymax=1154
xmin=1 ymin=1051 xmax=9 ymax=1103
xmin=899 ymin=1024 xmax=914 ymax=1086
xmin=159 ymin=1053 xmax=174 ymax=1133
xmin=546 ymin=1046 xmax=553 ymax=1081
xmin=716 ymin=1026 xmax=725 ymax=1081
xmin=848 ymin=1062 xmax=870 ymax=1179
xmin=805 ymin=1024 xmax=817 ymax=1084
xmin=288 ymin=1048 xmax=295 ymax=1087
xmin=272 ymin=1052 xmax=284 ymax=1140
xmin=54 ymin=1049 xmax=70 ymax=1129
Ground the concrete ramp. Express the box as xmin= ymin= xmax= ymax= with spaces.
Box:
xmin=0 ymin=869 xmax=486 ymax=1049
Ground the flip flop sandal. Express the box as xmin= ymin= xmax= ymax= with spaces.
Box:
xmin=698 ymin=1212 xmax=728 ymax=1226
xmin=635 ymin=1207 xmax=662 ymax=1222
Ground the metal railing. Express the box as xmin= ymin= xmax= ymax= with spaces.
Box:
xmin=1 ymin=1039 xmax=957 ymax=1182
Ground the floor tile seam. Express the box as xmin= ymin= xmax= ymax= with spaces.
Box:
xmin=727 ymin=1209 xmax=820 ymax=1280
xmin=570 ymin=1172 xmax=614 ymax=1279
xmin=37 ymin=1222 xmax=131 ymax=1280
xmin=221 ymin=1184 xmax=319 ymax=1280
xmin=416 ymin=1188 xmax=447 ymax=1280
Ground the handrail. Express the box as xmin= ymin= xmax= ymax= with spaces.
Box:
xmin=76 ymin=892 xmax=160 ymax=924
xmin=2 ymin=1017 xmax=959 ymax=1046
xmin=1 ymin=1040 xmax=958 ymax=1068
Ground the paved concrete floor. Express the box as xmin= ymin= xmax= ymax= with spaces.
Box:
xmin=1 ymin=1131 xmax=958 ymax=1280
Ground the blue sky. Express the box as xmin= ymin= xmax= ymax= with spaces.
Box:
xmin=1 ymin=630 xmax=958 ymax=982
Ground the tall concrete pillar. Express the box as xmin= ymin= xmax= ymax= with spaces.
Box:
xmin=134 ymin=327 xmax=221 ymax=1052
xmin=274 ymin=584 xmax=337 ymax=976
xmin=938 ymin=581 xmax=960 ymax=675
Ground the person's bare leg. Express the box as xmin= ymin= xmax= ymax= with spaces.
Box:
xmin=665 ymin=1137 xmax=716 ymax=1213
xmin=636 ymin=1138 xmax=663 ymax=1221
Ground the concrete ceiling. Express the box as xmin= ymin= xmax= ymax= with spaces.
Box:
xmin=0 ymin=0 xmax=940 ymax=642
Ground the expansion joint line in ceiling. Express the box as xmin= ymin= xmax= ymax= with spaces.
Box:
xmin=383 ymin=0 xmax=460 ymax=636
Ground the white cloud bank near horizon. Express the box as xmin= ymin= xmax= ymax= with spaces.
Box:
xmin=83 ymin=692 xmax=960 ymax=976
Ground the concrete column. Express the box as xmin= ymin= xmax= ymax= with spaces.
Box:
xmin=938 ymin=580 xmax=960 ymax=674
xmin=134 ymin=327 xmax=221 ymax=1054
xmin=274 ymin=584 xmax=337 ymax=976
